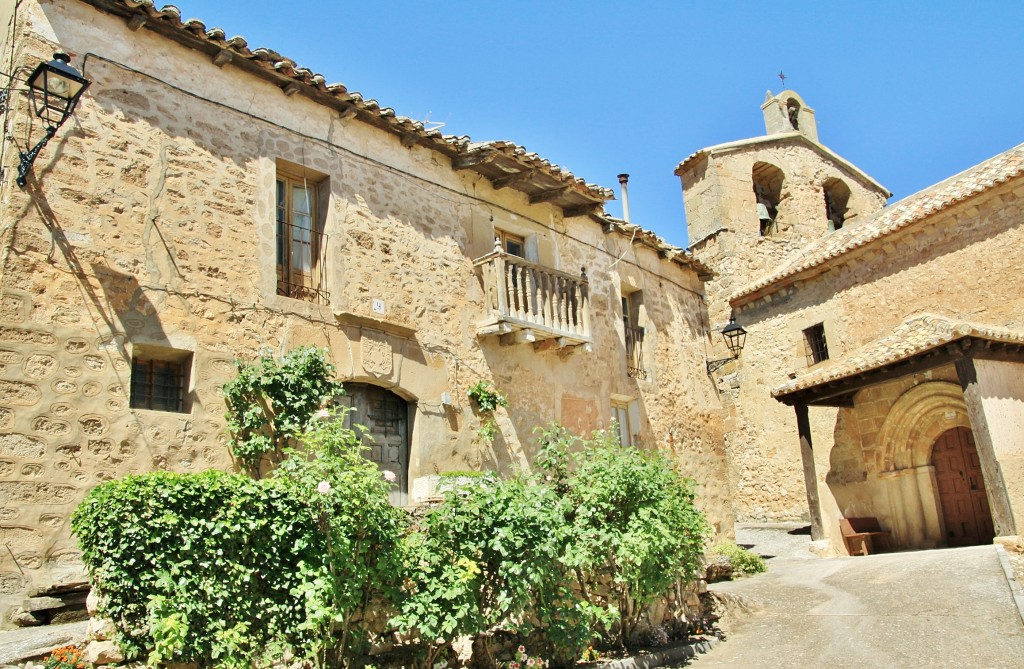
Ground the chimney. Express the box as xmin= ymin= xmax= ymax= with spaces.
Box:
xmin=617 ymin=173 xmax=631 ymax=224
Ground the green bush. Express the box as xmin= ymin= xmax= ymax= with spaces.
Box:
xmin=537 ymin=425 xmax=710 ymax=649
xmin=72 ymin=409 xmax=406 ymax=668
xmin=72 ymin=469 xmax=320 ymax=666
xmin=393 ymin=474 xmax=603 ymax=668
xmin=709 ymin=542 xmax=767 ymax=577
xmin=223 ymin=346 xmax=345 ymax=473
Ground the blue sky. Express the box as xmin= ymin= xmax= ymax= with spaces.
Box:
xmin=169 ymin=1 xmax=1023 ymax=247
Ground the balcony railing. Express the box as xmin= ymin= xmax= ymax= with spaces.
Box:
xmin=276 ymin=220 xmax=329 ymax=305
xmin=474 ymin=248 xmax=591 ymax=347
xmin=625 ymin=325 xmax=646 ymax=379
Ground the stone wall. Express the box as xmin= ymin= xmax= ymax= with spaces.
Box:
xmin=732 ymin=173 xmax=1024 ymax=539
xmin=0 ymin=0 xmax=731 ymax=624
xmin=680 ymin=136 xmax=887 ymax=521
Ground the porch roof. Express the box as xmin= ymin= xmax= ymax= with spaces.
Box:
xmin=773 ymin=314 xmax=1024 ymax=407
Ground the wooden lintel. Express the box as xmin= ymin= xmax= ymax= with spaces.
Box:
xmin=212 ymin=50 xmax=234 ymax=68
xmin=127 ymin=14 xmax=147 ymax=31
xmin=282 ymin=82 xmax=302 ymax=97
xmin=562 ymin=203 xmax=600 ymax=218
xmin=529 ymin=186 xmax=570 ymax=205
xmin=500 ymin=329 xmax=536 ymax=346
xmin=452 ymin=150 xmax=494 ymax=170
xmin=400 ymin=132 xmax=419 ymax=149
xmin=491 ymin=170 xmax=534 ymax=190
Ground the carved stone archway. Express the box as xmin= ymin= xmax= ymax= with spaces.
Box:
xmin=876 ymin=382 xmax=971 ymax=473
xmin=874 ymin=381 xmax=971 ymax=548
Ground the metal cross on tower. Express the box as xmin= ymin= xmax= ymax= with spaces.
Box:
xmin=778 ymin=71 xmax=787 ymax=86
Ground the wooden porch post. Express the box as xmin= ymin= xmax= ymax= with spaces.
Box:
xmin=955 ymin=357 xmax=1017 ymax=536
xmin=795 ymin=402 xmax=825 ymax=541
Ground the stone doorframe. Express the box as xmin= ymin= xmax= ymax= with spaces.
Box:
xmin=874 ymin=382 xmax=971 ymax=548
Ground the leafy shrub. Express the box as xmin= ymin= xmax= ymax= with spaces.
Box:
xmin=392 ymin=474 xmax=595 ymax=668
xmin=72 ymin=409 xmax=406 ymax=668
xmin=709 ymin=542 xmax=767 ymax=577
xmin=467 ymin=380 xmax=508 ymax=443
xmin=73 ymin=470 xmax=319 ymax=665
xmin=537 ymin=425 xmax=710 ymax=649
xmin=223 ymin=346 xmax=345 ymax=473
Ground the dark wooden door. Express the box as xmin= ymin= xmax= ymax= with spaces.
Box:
xmin=932 ymin=427 xmax=994 ymax=546
xmin=340 ymin=383 xmax=410 ymax=506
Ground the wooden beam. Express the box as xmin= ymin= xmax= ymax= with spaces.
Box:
xmin=795 ymin=403 xmax=825 ymax=541
xmin=529 ymin=185 xmax=570 ymax=205
xmin=212 ymin=50 xmax=233 ymax=68
xmin=452 ymin=150 xmax=494 ymax=170
xmin=781 ymin=349 xmax=959 ymax=407
xmin=955 ymin=358 xmax=1018 ymax=536
xmin=337 ymin=105 xmax=358 ymax=125
xmin=562 ymin=203 xmax=600 ymax=218
xmin=491 ymin=169 xmax=534 ymax=190
xmin=126 ymin=14 xmax=147 ymax=31
xmin=282 ymin=82 xmax=302 ymax=97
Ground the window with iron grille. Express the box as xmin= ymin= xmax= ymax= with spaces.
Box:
xmin=130 ymin=355 xmax=190 ymax=412
xmin=622 ymin=292 xmax=646 ymax=379
xmin=803 ymin=323 xmax=829 ymax=366
xmin=276 ymin=169 xmax=329 ymax=304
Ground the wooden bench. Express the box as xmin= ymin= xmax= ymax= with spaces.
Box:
xmin=840 ymin=517 xmax=892 ymax=556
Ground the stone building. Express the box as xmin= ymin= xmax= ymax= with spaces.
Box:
xmin=0 ymin=0 xmax=733 ymax=623
xmin=682 ymin=90 xmax=1024 ymax=553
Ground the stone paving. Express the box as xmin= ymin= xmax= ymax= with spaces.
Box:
xmin=679 ymin=525 xmax=1024 ymax=669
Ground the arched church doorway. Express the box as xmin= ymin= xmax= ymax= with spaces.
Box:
xmin=341 ymin=383 xmax=411 ymax=505
xmin=931 ymin=426 xmax=994 ymax=546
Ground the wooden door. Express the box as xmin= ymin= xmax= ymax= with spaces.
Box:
xmin=932 ymin=427 xmax=994 ymax=546
xmin=341 ymin=383 xmax=410 ymax=506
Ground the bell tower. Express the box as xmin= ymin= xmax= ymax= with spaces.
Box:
xmin=762 ymin=90 xmax=818 ymax=143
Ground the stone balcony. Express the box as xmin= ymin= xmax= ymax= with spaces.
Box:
xmin=473 ymin=249 xmax=592 ymax=349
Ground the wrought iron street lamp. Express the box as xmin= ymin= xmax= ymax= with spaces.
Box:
xmin=707 ymin=317 xmax=748 ymax=374
xmin=17 ymin=52 xmax=91 ymax=187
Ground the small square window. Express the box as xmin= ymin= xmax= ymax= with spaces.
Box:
xmin=803 ymin=323 xmax=829 ymax=366
xmin=497 ymin=229 xmax=525 ymax=258
xmin=130 ymin=349 xmax=192 ymax=413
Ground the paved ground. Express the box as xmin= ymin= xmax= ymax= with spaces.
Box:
xmin=683 ymin=525 xmax=1024 ymax=669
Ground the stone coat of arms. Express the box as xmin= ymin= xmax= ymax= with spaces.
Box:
xmin=362 ymin=330 xmax=393 ymax=377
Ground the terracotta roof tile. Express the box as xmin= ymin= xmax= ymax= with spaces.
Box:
xmin=772 ymin=314 xmax=1024 ymax=398
xmin=735 ymin=142 xmax=1024 ymax=305
xmin=88 ymin=1 xmax=614 ymax=201
xmin=77 ymin=1 xmax=720 ymax=275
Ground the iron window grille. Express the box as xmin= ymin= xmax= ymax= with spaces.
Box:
xmin=804 ymin=323 xmax=830 ymax=366
xmin=130 ymin=357 xmax=187 ymax=412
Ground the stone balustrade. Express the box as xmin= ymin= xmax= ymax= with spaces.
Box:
xmin=474 ymin=249 xmax=592 ymax=347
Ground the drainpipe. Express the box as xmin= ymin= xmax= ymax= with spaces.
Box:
xmin=617 ymin=173 xmax=631 ymax=224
